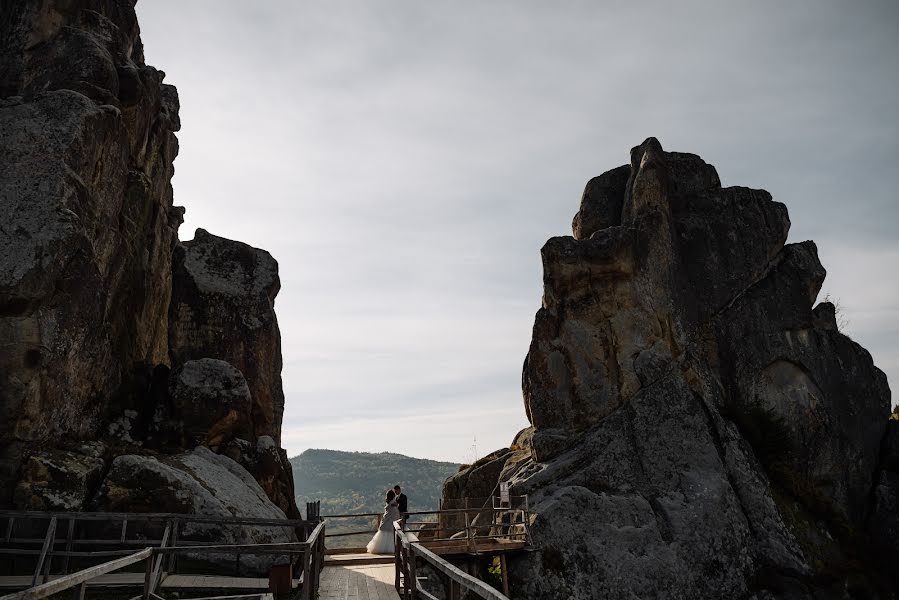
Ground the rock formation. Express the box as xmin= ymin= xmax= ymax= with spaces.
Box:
xmin=0 ymin=0 xmax=298 ymax=528
xmin=445 ymin=139 xmax=893 ymax=599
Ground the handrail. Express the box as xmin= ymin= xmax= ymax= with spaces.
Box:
xmin=304 ymin=521 xmax=326 ymax=547
xmin=0 ymin=512 xmax=327 ymax=600
xmin=393 ymin=523 xmax=509 ymax=600
xmin=0 ymin=510 xmax=311 ymax=528
xmin=0 ymin=547 xmax=152 ymax=600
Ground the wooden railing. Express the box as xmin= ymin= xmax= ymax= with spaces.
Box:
xmin=393 ymin=523 xmax=509 ymax=600
xmin=0 ymin=511 xmax=326 ymax=600
xmin=320 ymin=495 xmax=531 ymax=552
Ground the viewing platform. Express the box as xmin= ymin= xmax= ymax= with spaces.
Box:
xmin=0 ymin=496 xmax=529 ymax=600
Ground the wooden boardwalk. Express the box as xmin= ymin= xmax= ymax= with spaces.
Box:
xmin=0 ymin=573 xmax=300 ymax=592
xmin=319 ymin=563 xmax=398 ymax=599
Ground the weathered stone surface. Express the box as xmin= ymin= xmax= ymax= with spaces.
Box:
xmin=13 ymin=442 xmax=106 ymax=511
xmin=168 ymin=229 xmax=296 ymax=515
xmin=168 ymin=358 xmax=253 ymax=448
xmin=868 ymin=421 xmax=899 ymax=585
xmin=446 ymin=139 xmax=893 ymax=598
xmin=169 ymin=229 xmax=284 ymax=442
xmin=221 ymin=435 xmax=299 ymax=520
xmin=94 ymin=446 xmax=295 ymax=573
xmin=0 ymin=1 xmax=299 ymax=532
xmin=0 ymin=0 xmax=181 ymax=500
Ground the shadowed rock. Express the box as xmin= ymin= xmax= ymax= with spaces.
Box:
xmin=0 ymin=1 xmax=299 ymax=527
xmin=0 ymin=0 xmax=181 ymax=498
xmin=446 ymin=138 xmax=893 ymax=599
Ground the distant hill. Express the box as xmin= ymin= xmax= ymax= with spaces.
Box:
xmin=291 ymin=449 xmax=459 ymax=517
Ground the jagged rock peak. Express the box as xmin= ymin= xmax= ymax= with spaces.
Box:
xmin=446 ymin=139 xmax=892 ymax=599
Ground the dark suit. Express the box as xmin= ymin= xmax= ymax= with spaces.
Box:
xmin=396 ymin=493 xmax=408 ymax=515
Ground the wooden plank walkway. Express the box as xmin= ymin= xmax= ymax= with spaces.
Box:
xmin=0 ymin=573 xmax=301 ymax=592
xmin=0 ymin=573 xmax=144 ymax=590
xmin=319 ymin=564 xmax=399 ymax=599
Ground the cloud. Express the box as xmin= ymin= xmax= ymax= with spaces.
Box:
xmin=136 ymin=0 xmax=899 ymax=460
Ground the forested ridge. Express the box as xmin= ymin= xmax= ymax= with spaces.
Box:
xmin=291 ymin=449 xmax=459 ymax=515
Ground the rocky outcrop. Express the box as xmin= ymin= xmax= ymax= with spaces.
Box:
xmin=0 ymin=0 xmax=181 ymax=497
xmin=447 ymin=139 xmax=893 ymax=599
xmin=169 ymin=229 xmax=285 ymax=442
xmin=0 ymin=1 xmax=298 ymax=527
xmin=94 ymin=446 xmax=295 ymax=573
xmin=169 ymin=229 xmax=296 ymax=515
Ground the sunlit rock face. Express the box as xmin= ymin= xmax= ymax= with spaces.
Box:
xmin=0 ymin=1 xmax=297 ymax=521
xmin=445 ymin=139 xmax=893 ymax=599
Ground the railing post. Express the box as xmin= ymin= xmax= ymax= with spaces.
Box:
xmin=120 ymin=519 xmax=128 ymax=543
xmin=500 ymin=553 xmax=510 ymax=597
xmin=63 ymin=518 xmax=75 ymax=575
xmin=143 ymin=552 xmax=153 ymax=600
xmin=33 ymin=516 xmax=57 ymax=586
xmin=316 ymin=522 xmax=326 ymax=594
xmin=394 ymin=530 xmax=401 ymax=594
xmin=166 ymin=518 xmax=179 ymax=574
xmin=449 ymin=578 xmax=461 ymax=600
xmin=301 ymin=543 xmax=312 ymax=600
xmin=463 ymin=504 xmax=473 ymax=553
xmin=408 ymin=544 xmax=417 ymax=600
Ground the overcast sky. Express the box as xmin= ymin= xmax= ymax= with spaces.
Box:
xmin=136 ymin=1 xmax=897 ymax=464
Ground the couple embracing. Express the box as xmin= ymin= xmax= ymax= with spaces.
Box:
xmin=366 ymin=484 xmax=408 ymax=554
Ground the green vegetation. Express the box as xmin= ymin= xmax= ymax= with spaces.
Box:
xmin=291 ymin=448 xmax=458 ymax=548
xmin=291 ymin=448 xmax=459 ymax=516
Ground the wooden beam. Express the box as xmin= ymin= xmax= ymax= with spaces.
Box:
xmin=0 ymin=511 xmax=312 ymax=528
xmin=166 ymin=519 xmax=179 ymax=575
xmin=1 ymin=548 xmax=152 ymax=600
xmin=148 ymin=522 xmax=171 ymax=596
xmin=409 ymin=543 xmax=509 ymax=599
xmin=62 ymin=520 xmax=75 ymax=575
xmin=152 ymin=542 xmax=308 ymax=554
xmin=31 ymin=518 xmax=56 ymax=587
xmin=142 ymin=554 xmax=152 ymax=600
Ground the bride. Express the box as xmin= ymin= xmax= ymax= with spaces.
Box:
xmin=367 ymin=489 xmax=402 ymax=554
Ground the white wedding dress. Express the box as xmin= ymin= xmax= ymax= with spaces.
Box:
xmin=367 ymin=500 xmax=401 ymax=554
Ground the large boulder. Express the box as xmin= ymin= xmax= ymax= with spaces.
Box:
xmin=168 ymin=229 xmax=298 ymax=517
xmin=446 ymin=139 xmax=893 ymax=599
xmin=169 ymin=229 xmax=284 ymax=443
xmin=94 ymin=446 xmax=296 ymax=573
xmin=0 ymin=0 xmax=181 ymax=502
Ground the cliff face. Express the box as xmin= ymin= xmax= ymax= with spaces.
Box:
xmin=445 ymin=139 xmax=893 ymax=599
xmin=0 ymin=0 xmax=297 ymax=521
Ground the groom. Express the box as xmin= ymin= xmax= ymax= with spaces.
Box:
xmin=393 ymin=485 xmax=408 ymax=524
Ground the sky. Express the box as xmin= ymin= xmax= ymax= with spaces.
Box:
xmin=136 ymin=1 xmax=898 ymax=464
